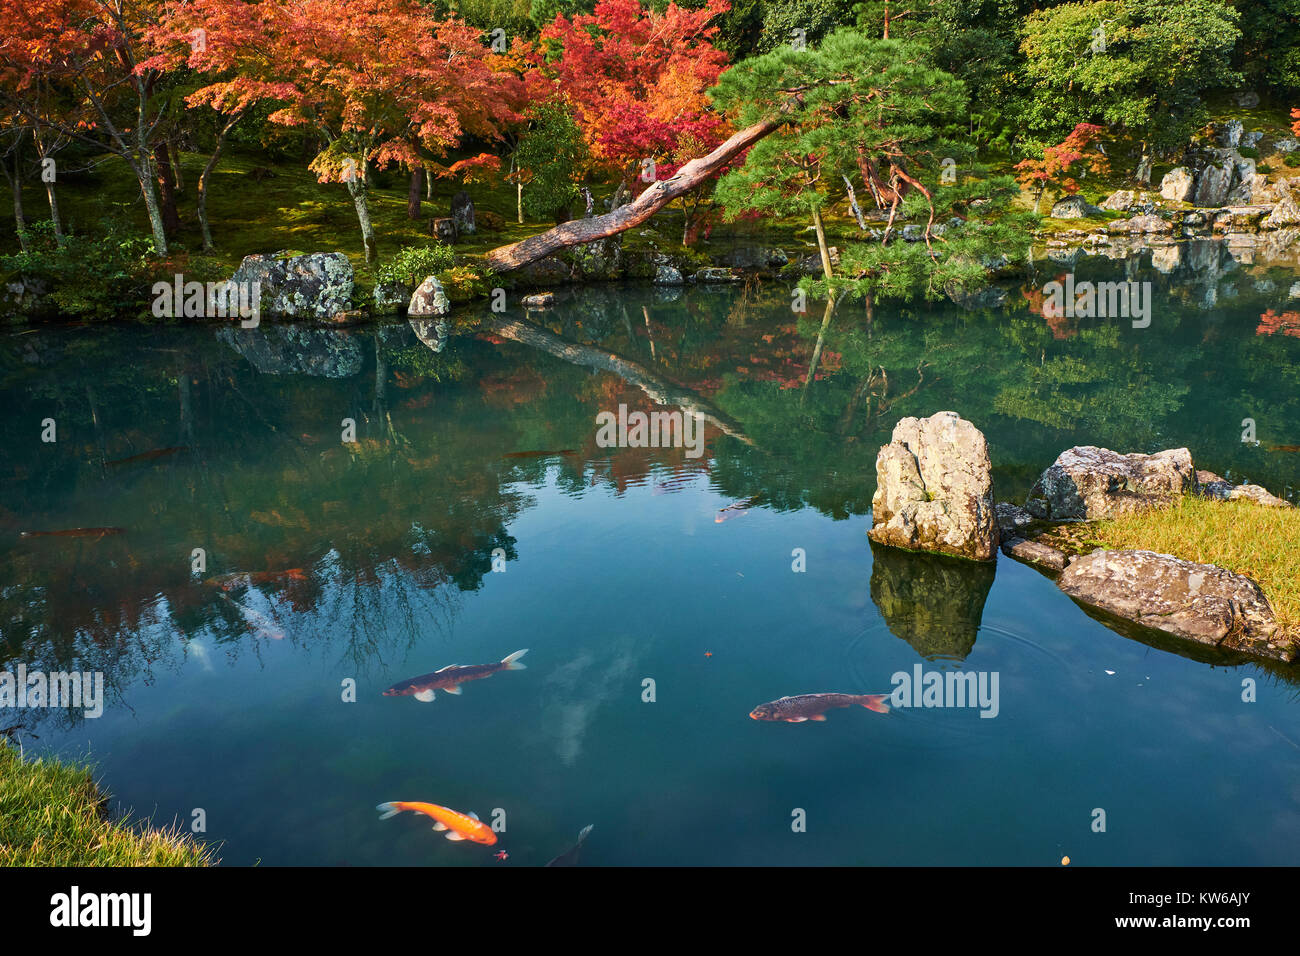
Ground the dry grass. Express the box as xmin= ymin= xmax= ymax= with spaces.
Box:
xmin=0 ymin=741 xmax=215 ymax=866
xmin=1070 ymin=497 xmax=1300 ymax=629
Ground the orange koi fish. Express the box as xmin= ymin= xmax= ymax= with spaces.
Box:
xmin=749 ymin=693 xmax=891 ymax=723
xmin=376 ymin=801 xmax=497 ymax=845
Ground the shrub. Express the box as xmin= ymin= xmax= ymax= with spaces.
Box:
xmin=374 ymin=243 xmax=456 ymax=288
xmin=1 ymin=220 xmax=157 ymax=320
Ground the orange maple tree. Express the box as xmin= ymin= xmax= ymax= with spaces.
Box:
xmin=145 ymin=0 xmax=524 ymax=262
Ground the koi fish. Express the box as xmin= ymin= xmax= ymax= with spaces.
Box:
xmin=218 ymin=592 xmax=284 ymax=640
xmin=106 ymin=446 xmax=188 ymax=467
xmin=383 ymin=649 xmax=528 ymax=702
xmin=203 ymin=568 xmax=307 ymax=590
xmin=715 ymin=495 xmax=761 ymax=523
xmin=494 ymin=850 xmax=509 ymax=861
xmin=376 ymin=802 xmax=497 ymax=845
xmin=503 ymin=449 xmax=577 ymax=459
xmin=545 ymin=824 xmax=594 ymax=867
xmin=749 ymin=693 xmax=891 ymax=723
xmin=19 ymin=527 xmax=125 ymax=538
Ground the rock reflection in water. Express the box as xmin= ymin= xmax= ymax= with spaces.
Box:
xmin=867 ymin=541 xmax=996 ymax=662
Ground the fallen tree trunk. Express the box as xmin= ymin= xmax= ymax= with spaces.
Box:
xmin=483 ymin=112 xmax=790 ymax=274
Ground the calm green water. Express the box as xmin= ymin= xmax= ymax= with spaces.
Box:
xmin=3 ymin=249 xmax=1299 ymax=865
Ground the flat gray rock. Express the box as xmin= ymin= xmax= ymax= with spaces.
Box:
xmin=1058 ymin=549 xmax=1291 ymax=661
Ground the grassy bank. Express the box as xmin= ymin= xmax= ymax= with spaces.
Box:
xmin=0 ymin=741 xmax=215 ymax=866
xmin=1073 ymin=497 xmax=1300 ymax=630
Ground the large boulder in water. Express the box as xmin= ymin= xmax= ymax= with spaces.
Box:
xmin=868 ymin=411 xmax=998 ymax=562
xmin=229 ymin=252 xmax=354 ymax=321
xmin=1025 ymin=446 xmax=1195 ymax=520
xmin=1058 ymin=550 xmax=1292 ymax=662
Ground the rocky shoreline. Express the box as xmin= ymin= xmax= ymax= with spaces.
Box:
xmin=867 ymin=412 xmax=1297 ymax=664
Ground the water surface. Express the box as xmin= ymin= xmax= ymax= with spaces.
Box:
xmin=3 ymin=249 xmax=1299 ymax=865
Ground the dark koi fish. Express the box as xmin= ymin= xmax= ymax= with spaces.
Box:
xmin=503 ymin=450 xmax=577 ymax=460
xmin=715 ymin=495 xmax=761 ymax=523
xmin=383 ymin=649 xmax=528 ymax=702
xmin=749 ymin=693 xmax=891 ymax=723
xmin=546 ymin=824 xmax=593 ymax=867
xmin=19 ymin=527 xmax=125 ymax=538
xmin=106 ymin=446 xmax=188 ymax=467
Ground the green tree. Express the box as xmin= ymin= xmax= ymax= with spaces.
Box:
xmin=513 ymin=99 xmax=589 ymax=223
xmin=1019 ymin=0 xmax=1242 ymax=173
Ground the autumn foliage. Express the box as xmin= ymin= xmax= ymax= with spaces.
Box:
xmin=1014 ymin=123 xmax=1110 ymax=212
xmin=529 ymin=0 xmax=733 ymax=189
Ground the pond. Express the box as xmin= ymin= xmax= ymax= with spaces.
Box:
xmin=2 ymin=244 xmax=1299 ymax=866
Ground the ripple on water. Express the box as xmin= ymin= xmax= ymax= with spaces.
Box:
xmin=841 ymin=620 xmax=1072 ymax=752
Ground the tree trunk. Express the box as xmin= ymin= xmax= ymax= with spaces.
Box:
xmin=484 ymin=113 xmax=788 ymax=274
xmin=407 ymin=167 xmax=424 ymax=220
xmin=7 ymin=147 xmax=29 ymax=252
xmin=43 ymin=178 xmax=62 ymax=240
xmin=347 ymin=175 xmax=377 ymax=265
xmin=154 ymin=143 xmax=182 ymax=236
xmin=134 ymin=155 xmax=169 ymax=256
xmin=198 ymin=113 xmax=241 ymax=251
xmin=811 ymin=205 xmax=833 ymax=280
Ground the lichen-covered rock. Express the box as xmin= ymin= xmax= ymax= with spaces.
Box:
xmin=1264 ymin=193 xmax=1300 ymax=229
xmin=450 ymin=191 xmax=475 ymax=236
xmin=522 ymin=292 xmax=555 ymax=308
xmin=568 ymin=237 xmax=623 ymax=281
xmin=1227 ymin=484 xmax=1293 ymax=507
xmin=373 ymin=281 xmax=409 ymax=315
xmin=229 ymin=252 xmax=354 ymax=321
xmin=995 ymin=502 xmax=1035 ymax=538
xmin=1196 ymin=470 xmax=1291 ymax=507
xmin=1058 ymin=549 xmax=1292 ymax=661
xmin=653 ymin=264 xmax=684 ymax=285
xmin=1160 ymin=167 xmax=1196 ymax=202
xmin=1050 ymin=196 xmax=1102 ymax=218
xmin=868 ymin=411 xmax=998 ymax=561
xmin=1194 ymin=161 xmax=1235 ymax=207
xmin=693 ymin=267 xmax=742 ymax=283
xmin=407 ymin=275 xmax=450 ymax=318
xmin=1025 ymin=446 xmax=1195 ymax=520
